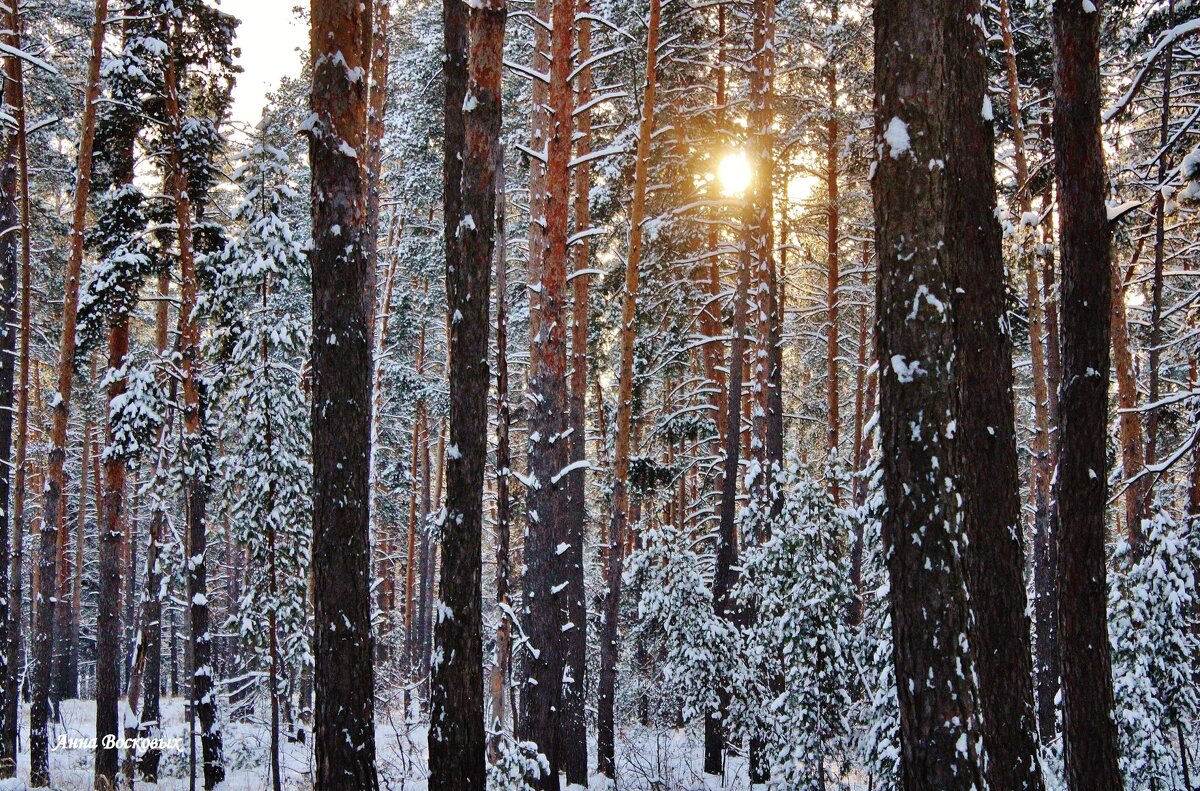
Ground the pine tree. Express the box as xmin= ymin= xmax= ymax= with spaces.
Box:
xmin=308 ymin=0 xmax=380 ymax=785
xmin=872 ymin=0 xmax=989 ymax=783
xmin=1051 ymin=0 xmax=1125 ymax=786
xmin=29 ymin=0 xmax=107 ymax=783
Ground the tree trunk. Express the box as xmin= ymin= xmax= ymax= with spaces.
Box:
xmin=746 ymin=0 xmax=780 ymax=781
xmin=825 ymin=2 xmax=841 ymax=499
xmin=30 ymin=0 xmax=107 ymax=782
xmin=517 ymin=0 xmax=576 ymax=780
xmin=371 ymin=223 xmax=399 ymax=622
xmin=405 ymin=299 xmax=427 ymax=683
xmin=1144 ymin=0 xmax=1174 ymax=514
xmin=703 ymin=9 xmax=732 ymax=773
xmin=936 ymin=1 xmax=1047 ymax=785
xmin=597 ymin=0 xmax=659 ymax=777
xmin=1111 ymin=240 xmax=1150 ymax=549
xmin=130 ymin=272 xmax=171 ymax=784
xmin=489 ymin=173 xmax=512 ymax=758
xmin=164 ymin=18 xmax=224 ymax=787
xmin=3 ymin=0 xmax=30 ymax=764
xmin=1051 ymin=0 xmax=1125 ymax=787
xmin=558 ymin=3 xmax=593 ymax=780
xmin=366 ymin=0 xmax=394 ymax=640
xmin=0 ymin=9 xmax=22 ymax=771
xmin=428 ymin=0 xmax=503 ymax=785
xmin=309 ymin=0 xmax=379 ymax=784
xmin=873 ymin=0 xmax=994 ymax=783
xmin=998 ymin=0 xmax=1060 ymax=742
xmin=95 ymin=320 xmax=127 ymax=790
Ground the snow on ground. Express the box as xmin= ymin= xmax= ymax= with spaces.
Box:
xmin=1 ymin=699 xmax=864 ymax=790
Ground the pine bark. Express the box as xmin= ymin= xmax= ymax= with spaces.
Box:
xmin=3 ymin=0 xmax=29 ymax=763
xmin=938 ymin=0 xmax=1047 ymax=783
xmin=559 ymin=3 xmax=593 ymax=780
xmin=96 ymin=322 xmax=127 ymax=789
xmin=489 ymin=174 xmax=512 ymax=754
xmin=0 ymin=9 xmax=22 ymax=772
xmin=1051 ymin=0 xmax=1125 ymax=787
xmin=597 ymin=0 xmax=659 ymax=776
xmin=30 ymin=0 xmax=107 ymax=782
xmin=873 ymin=0 xmax=997 ymax=783
xmin=428 ymin=0 xmax=503 ymax=785
xmin=703 ymin=10 xmax=733 ymax=771
xmin=309 ymin=0 xmax=380 ymax=784
xmin=1111 ymin=241 xmax=1150 ymax=549
xmin=93 ymin=26 xmax=143 ymax=776
xmin=517 ymin=0 xmax=575 ymax=781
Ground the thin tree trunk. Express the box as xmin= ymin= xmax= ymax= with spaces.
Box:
xmin=372 ymin=227 xmax=402 ymax=619
xmin=1144 ymin=0 xmax=1174 ymax=513
xmin=309 ymin=0 xmax=380 ymax=784
xmin=405 ymin=302 xmax=427 ymax=678
xmin=703 ymin=8 xmax=733 ymax=772
xmin=131 ymin=272 xmax=172 ymax=783
xmin=164 ymin=17 xmax=224 ymax=787
xmin=597 ymin=0 xmax=659 ymax=776
xmin=558 ymin=3 xmax=593 ymax=780
xmin=1051 ymin=0 xmax=1125 ymax=787
xmin=847 ymin=245 xmax=871 ymax=626
xmin=418 ymin=425 xmax=444 ymax=699
xmin=365 ymin=1 xmax=394 ymax=638
xmin=489 ymin=174 xmax=512 ymax=759
xmin=30 ymin=0 xmax=107 ymax=782
xmin=825 ymin=1 xmax=841 ymax=500
xmin=998 ymin=0 xmax=1060 ymax=742
xmin=52 ymin=440 xmax=74 ymax=704
xmin=3 ymin=0 xmax=30 ymax=761
xmin=1111 ymin=240 xmax=1150 ymax=547
xmin=0 ymin=9 xmax=22 ymax=771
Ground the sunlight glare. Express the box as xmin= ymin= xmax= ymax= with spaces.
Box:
xmin=787 ymin=173 xmax=820 ymax=203
xmin=717 ymin=151 xmax=752 ymax=196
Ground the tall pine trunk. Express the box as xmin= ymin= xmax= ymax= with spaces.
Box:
xmin=3 ymin=0 xmax=30 ymax=766
xmin=489 ymin=173 xmax=512 ymax=756
xmin=558 ymin=3 xmax=593 ymax=780
xmin=1051 ymin=0 xmax=1125 ymax=787
xmin=703 ymin=9 xmax=733 ymax=772
xmin=0 ymin=11 xmax=22 ymax=773
xmin=164 ymin=18 xmax=224 ymax=787
xmin=95 ymin=322 xmax=127 ymax=789
xmin=30 ymin=0 xmax=107 ymax=782
xmin=517 ymin=0 xmax=575 ymax=781
xmin=597 ymin=0 xmax=659 ymax=776
xmin=428 ymin=0 xmax=503 ymax=785
xmin=309 ymin=0 xmax=379 ymax=784
xmin=129 ymin=272 xmax=171 ymax=783
xmin=873 ymin=0 xmax=994 ymax=783
xmin=824 ymin=1 xmax=841 ymax=500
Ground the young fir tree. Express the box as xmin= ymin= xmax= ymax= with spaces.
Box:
xmin=207 ymin=120 xmax=313 ymax=791
xmin=851 ymin=456 xmax=902 ymax=789
xmin=731 ymin=464 xmax=859 ymax=788
xmin=1108 ymin=506 xmax=1199 ymax=789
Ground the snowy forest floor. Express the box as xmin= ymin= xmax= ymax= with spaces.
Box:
xmin=0 ymin=699 xmax=877 ymax=790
